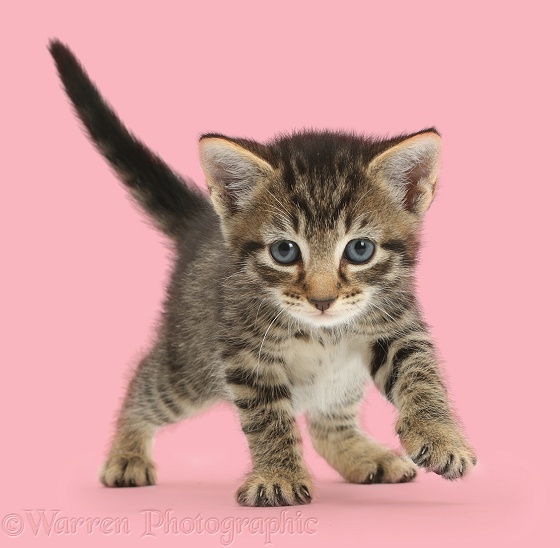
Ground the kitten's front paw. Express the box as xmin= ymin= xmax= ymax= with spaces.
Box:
xmin=397 ymin=417 xmax=477 ymax=480
xmin=99 ymin=454 xmax=156 ymax=487
xmin=236 ymin=470 xmax=314 ymax=507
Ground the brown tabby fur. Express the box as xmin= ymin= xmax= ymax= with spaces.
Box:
xmin=49 ymin=40 xmax=476 ymax=507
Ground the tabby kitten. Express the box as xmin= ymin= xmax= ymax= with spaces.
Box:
xmin=49 ymin=40 xmax=476 ymax=507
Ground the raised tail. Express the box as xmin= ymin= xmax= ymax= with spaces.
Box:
xmin=49 ymin=39 xmax=210 ymax=241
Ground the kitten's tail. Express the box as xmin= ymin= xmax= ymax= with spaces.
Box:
xmin=48 ymin=39 xmax=210 ymax=241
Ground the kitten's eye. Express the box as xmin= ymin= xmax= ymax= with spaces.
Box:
xmin=270 ymin=240 xmax=301 ymax=264
xmin=344 ymin=239 xmax=375 ymax=263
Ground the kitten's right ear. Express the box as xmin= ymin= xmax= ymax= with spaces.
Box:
xmin=367 ymin=130 xmax=441 ymax=216
xmin=199 ymin=136 xmax=274 ymax=217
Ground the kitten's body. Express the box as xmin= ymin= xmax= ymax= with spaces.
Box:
xmin=50 ymin=41 xmax=476 ymax=506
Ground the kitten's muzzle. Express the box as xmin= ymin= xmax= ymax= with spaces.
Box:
xmin=308 ymin=296 xmax=337 ymax=312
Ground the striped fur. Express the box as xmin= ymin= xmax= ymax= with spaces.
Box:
xmin=50 ymin=41 xmax=476 ymax=506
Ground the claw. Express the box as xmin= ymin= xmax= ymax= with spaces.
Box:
xmin=439 ymin=454 xmax=454 ymax=476
xmin=256 ymin=485 xmax=267 ymax=506
xmin=293 ymin=487 xmax=306 ymax=504
xmin=413 ymin=445 xmax=431 ymax=466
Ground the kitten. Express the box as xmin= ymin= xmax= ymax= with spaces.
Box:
xmin=49 ymin=40 xmax=476 ymax=507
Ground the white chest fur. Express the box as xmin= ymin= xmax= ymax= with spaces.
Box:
xmin=283 ymin=335 xmax=371 ymax=416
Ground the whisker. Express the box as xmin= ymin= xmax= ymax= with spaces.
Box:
xmin=255 ymin=309 xmax=284 ymax=376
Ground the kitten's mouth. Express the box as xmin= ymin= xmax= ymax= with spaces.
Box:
xmin=292 ymin=308 xmax=351 ymax=327
xmin=314 ymin=311 xmax=337 ymax=322
xmin=281 ymin=296 xmax=361 ymax=327
xmin=308 ymin=312 xmax=348 ymax=327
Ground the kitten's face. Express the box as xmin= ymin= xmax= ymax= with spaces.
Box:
xmin=235 ymin=173 xmax=418 ymax=328
xmin=200 ymin=131 xmax=440 ymax=329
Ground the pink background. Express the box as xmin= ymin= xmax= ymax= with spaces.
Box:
xmin=1 ymin=1 xmax=558 ymax=546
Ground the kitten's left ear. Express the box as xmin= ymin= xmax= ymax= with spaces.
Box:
xmin=199 ymin=136 xmax=274 ymax=217
xmin=367 ymin=131 xmax=441 ymax=215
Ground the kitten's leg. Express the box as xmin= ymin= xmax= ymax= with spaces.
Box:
xmin=307 ymin=405 xmax=417 ymax=484
xmin=100 ymin=346 xmax=213 ymax=487
xmin=226 ymin=364 xmax=313 ymax=507
xmin=371 ymin=327 xmax=477 ymax=479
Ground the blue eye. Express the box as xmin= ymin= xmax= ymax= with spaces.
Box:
xmin=344 ymin=239 xmax=375 ymax=263
xmin=270 ymin=241 xmax=301 ymax=264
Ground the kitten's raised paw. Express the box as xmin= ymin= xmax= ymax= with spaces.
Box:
xmin=397 ymin=417 xmax=477 ymax=480
xmin=99 ymin=454 xmax=156 ymax=487
xmin=236 ymin=471 xmax=314 ymax=507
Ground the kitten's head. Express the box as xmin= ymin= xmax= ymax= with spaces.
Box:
xmin=199 ymin=130 xmax=440 ymax=328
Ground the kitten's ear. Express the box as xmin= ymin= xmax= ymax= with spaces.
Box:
xmin=367 ymin=131 xmax=441 ymax=215
xmin=199 ymin=136 xmax=274 ymax=216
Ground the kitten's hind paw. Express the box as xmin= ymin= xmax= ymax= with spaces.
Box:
xmin=99 ymin=454 xmax=156 ymax=487
xmin=236 ymin=470 xmax=314 ymax=507
xmin=360 ymin=453 xmax=417 ymax=484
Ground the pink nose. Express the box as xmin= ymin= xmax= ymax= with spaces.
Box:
xmin=308 ymin=297 xmax=337 ymax=312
